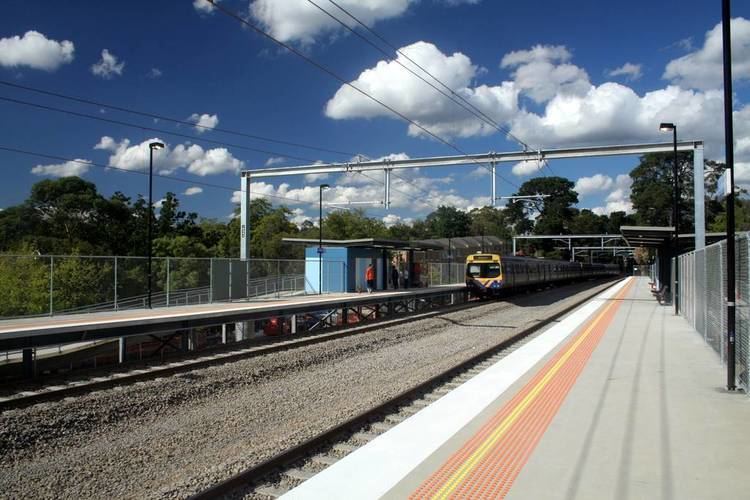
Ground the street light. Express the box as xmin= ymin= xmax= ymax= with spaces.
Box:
xmin=318 ymin=184 xmax=330 ymax=295
xmin=659 ymin=122 xmax=679 ymax=315
xmin=147 ymin=141 xmax=165 ymax=309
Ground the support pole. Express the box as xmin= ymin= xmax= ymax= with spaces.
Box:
xmin=694 ymin=143 xmax=705 ymax=250
xmin=722 ymin=0 xmax=736 ymax=390
xmin=491 ymin=162 xmax=496 ymax=207
xmin=118 ymin=337 xmax=126 ymax=364
xmin=240 ymin=174 xmax=251 ymax=261
xmin=384 ymin=168 xmax=391 ymax=209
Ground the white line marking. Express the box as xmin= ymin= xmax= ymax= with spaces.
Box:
xmin=282 ymin=278 xmax=631 ymax=500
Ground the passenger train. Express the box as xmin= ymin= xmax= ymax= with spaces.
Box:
xmin=466 ymin=253 xmax=619 ymax=297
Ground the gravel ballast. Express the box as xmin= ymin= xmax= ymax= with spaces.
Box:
xmin=0 ymin=279 xmax=617 ymax=499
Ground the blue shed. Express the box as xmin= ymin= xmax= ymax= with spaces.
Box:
xmin=285 ymin=238 xmax=444 ymax=294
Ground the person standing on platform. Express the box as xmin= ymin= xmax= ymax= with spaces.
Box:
xmin=391 ymin=264 xmax=399 ymax=290
xmin=365 ymin=263 xmax=375 ymax=293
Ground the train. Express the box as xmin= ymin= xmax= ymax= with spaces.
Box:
xmin=465 ymin=253 xmax=620 ymax=297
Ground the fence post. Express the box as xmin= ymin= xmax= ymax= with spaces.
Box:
xmin=49 ymin=256 xmax=54 ymax=316
xmin=277 ymin=260 xmax=281 ymax=298
xmin=166 ymin=257 xmax=171 ymax=307
xmin=114 ymin=256 xmax=118 ymax=311
xmin=209 ymin=258 xmax=213 ymax=303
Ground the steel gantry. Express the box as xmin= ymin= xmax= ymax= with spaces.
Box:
xmin=239 ymin=140 xmax=705 ymax=260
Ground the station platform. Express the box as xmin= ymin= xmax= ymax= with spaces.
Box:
xmin=284 ymin=277 xmax=750 ymax=499
xmin=0 ymin=285 xmax=465 ymax=351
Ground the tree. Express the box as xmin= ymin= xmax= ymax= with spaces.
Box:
xmin=251 ymin=207 xmax=300 ymax=259
xmin=606 ymin=211 xmax=636 ymax=235
xmin=468 ymin=206 xmax=511 ymax=240
xmin=569 ymin=209 xmax=608 ymax=235
xmin=630 ymin=152 xmax=694 ymax=231
xmin=505 ymin=177 xmax=578 ymax=237
xmin=425 ymin=206 xmax=471 ymax=238
xmin=321 ymin=209 xmax=388 ymax=240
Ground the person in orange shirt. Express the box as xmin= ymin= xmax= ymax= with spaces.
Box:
xmin=365 ymin=263 xmax=375 ymax=293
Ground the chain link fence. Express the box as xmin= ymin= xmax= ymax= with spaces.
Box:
xmin=678 ymin=233 xmax=749 ymax=391
xmin=424 ymin=262 xmax=466 ymax=287
xmin=0 ymin=255 xmax=347 ymax=319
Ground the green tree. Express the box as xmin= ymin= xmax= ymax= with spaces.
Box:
xmin=251 ymin=207 xmax=300 ymax=259
xmin=321 ymin=209 xmax=388 ymax=240
xmin=425 ymin=206 xmax=471 ymax=238
xmin=505 ymin=177 xmax=578 ymax=237
xmin=469 ymin=206 xmax=511 ymax=240
xmin=630 ymin=152 xmax=694 ymax=231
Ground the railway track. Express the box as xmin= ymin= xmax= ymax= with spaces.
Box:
xmin=0 ymin=295 xmax=495 ymax=411
xmin=190 ymin=278 xmax=623 ymax=499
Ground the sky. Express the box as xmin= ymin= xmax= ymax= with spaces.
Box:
xmin=1 ymin=0 xmax=750 ymax=228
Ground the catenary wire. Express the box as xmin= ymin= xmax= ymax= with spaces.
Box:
xmin=0 ymin=79 xmax=356 ymax=158
xmin=206 ymin=0 xmax=521 ymax=192
xmin=305 ymin=0 xmax=519 ymax=186
xmin=0 ymin=95 xmax=320 ymax=164
xmin=0 ymin=145 xmax=325 ymax=208
xmin=320 ymin=0 xmax=556 ymax=178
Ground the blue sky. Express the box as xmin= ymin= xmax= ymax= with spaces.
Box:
xmin=1 ymin=0 xmax=749 ymax=227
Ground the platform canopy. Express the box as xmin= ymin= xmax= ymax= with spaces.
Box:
xmin=620 ymin=226 xmax=725 ymax=249
xmin=281 ymin=237 xmax=443 ymax=251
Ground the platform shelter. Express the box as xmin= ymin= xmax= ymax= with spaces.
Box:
xmin=282 ymin=238 xmax=443 ymax=293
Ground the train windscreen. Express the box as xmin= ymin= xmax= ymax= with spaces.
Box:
xmin=467 ymin=263 xmax=501 ymax=278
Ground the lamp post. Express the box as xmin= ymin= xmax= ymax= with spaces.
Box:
xmin=318 ymin=184 xmax=330 ymax=295
xmin=659 ymin=122 xmax=679 ymax=315
xmin=721 ymin=0 xmax=736 ymax=391
xmin=147 ymin=141 xmax=165 ymax=308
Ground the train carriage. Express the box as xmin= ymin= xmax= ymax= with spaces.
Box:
xmin=466 ymin=253 xmax=619 ymax=297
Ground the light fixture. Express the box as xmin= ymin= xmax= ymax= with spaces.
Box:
xmin=149 ymin=141 xmax=165 ymax=150
xmin=659 ymin=122 xmax=675 ymax=132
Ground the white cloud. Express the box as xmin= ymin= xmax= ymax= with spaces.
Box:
xmin=188 ymin=113 xmax=219 ymax=133
xmin=148 ymin=67 xmax=162 ymax=78
xmin=382 ymin=214 xmax=414 ymax=227
xmin=30 ymin=159 xmax=91 ymax=177
xmin=607 ymin=62 xmax=642 ymax=81
xmin=0 ymin=31 xmax=74 ymax=71
xmin=591 ymin=174 xmax=633 ymax=215
xmin=193 ymin=0 xmax=218 ymax=13
xmin=501 ymin=45 xmax=589 ymax=104
xmin=91 ymin=49 xmax=125 ymax=79
xmin=265 ymin=156 xmax=287 ymax=167
xmin=469 ymin=166 xmax=489 ymax=178
xmin=304 ymin=173 xmax=330 ymax=182
xmin=94 ymin=136 xmax=244 ymax=176
xmin=184 ymin=186 xmax=203 ymax=196
xmin=250 ymin=0 xmax=415 ymax=45
xmin=574 ymin=174 xmax=614 ymax=197
xmin=289 ymin=207 xmax=312 ymax=227
xmin=663 ymin=17 xmax=750 ymax=90
xmin=511 ymin=159 xmax=543 ymax=177
xmin=326 ymin=41 xmax=518 ymax=138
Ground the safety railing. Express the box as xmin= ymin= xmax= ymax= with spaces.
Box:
xmin=0 ymin=255 xmax=345 ymax=319
xmin=425 ymin=262 xmax=467 ymax=287
xmin=677 ymin=233 xmax=749 ymax=392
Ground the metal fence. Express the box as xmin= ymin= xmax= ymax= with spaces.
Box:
xmin=0 ymin=255 xmax=346 ymax=319
xmin=425 ymin=262 xmax=466 ymax=287
xmin=678 ymin=233 xmax=749 ymax=391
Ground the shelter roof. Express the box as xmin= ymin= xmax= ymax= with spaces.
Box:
xmin=282 ymin=238 xmax=443 ymax=251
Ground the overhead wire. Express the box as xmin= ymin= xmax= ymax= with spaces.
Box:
xmin=304 ymin=0 xmax=518 ymax=189
xmin=206 ymin=0 xmax=522 ymax=193
xmin=0 ymin=79 xmax=355 ymax=158
xmin=318 ymin=0 xmax=556 ymax=180
xmin=0 ymin=95 xmax=319 ymax=163
xmin=0 ymin=145 xmax=324 ymax=208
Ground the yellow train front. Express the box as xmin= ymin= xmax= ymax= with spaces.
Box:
xmin=465 ymin=254 xmax=504 ymax=296
xmin=466 ymin=253 xmax=620 ymax=297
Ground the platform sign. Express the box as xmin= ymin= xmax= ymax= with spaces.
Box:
xmin=317 ymin=246 xmax=325 ymax=254
xmin=715 ymin=169 xmax=732 ymax=200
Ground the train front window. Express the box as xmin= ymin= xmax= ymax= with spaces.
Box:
xmin=467 ymin=263 xmax=501 ymax=278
